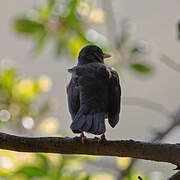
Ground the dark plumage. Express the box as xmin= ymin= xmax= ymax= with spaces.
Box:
xmin=67 ymin=45 xmax=121 ymax=137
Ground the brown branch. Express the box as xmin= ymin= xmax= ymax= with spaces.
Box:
xmin=152 ymin=114 xmax=180 ymax=142
xmin=118 ymin=120 xmax=180 ymax=179
xmin=118 ymin=97 xmax=180 ymax=178
xmin=118 ymin=107 xmax=180 ymax=179
xmin=101 ymin=0 xmax=117 ymax=47
xmin=0 ymin=132 xmax=180 ymax=167
xmin=167 ymin=171 xmax=180 ymax=180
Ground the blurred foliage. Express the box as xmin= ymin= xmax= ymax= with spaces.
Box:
xmin=0 ymin=64 xmax=52 ymax=128
xmin=0 ymin=152 xmax=92 ymax=180
xmin=130 ymin=63 xmax=153 ymax=74
xmin=13 ymin=0 xmax=95 ymax=57
xmin=0 ymin=149 xmax=149 ymax=180
xmin=13 ymin=0 xmax=153 ymax=75
xmin=0 ymin=0 xmax=160 ymax=179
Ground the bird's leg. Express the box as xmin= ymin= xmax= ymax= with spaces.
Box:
xmin=101 ymin=133 xmax=106 ymax=141
xmin=80 ymin=132 xmax=86 ymax=144
xmin=98 ymin=133 xmax=106 ymax=143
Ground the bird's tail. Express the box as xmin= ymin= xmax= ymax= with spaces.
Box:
xmin=70 ymin=107 xmax=106 ymax=135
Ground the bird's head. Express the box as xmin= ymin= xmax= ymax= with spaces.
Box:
xmin=78 ymin=45 xmax=111 ymax=65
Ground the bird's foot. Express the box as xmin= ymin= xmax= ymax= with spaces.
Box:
xmin=80 ymin=132 xmax=86 ymax=144
xmin=98 ymin=134 xmax=106 ymax=143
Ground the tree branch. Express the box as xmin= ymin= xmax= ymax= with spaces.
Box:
xmin=123 ymin=97 xmax=171 ymax=117
xmin=118 ymin=114 xmax=180 ymax=179
xmin=0 ymin=132 xmax=179 ymax=167
xmin=101 ymin=0 xmax=117 ymax=47
xmin=160 ymin=55 xmax=180 ymax=74
xmin=118 ymin=115 xmax=180 ymax=180
xmin=118 ymin=98 xmax=180 ymax=179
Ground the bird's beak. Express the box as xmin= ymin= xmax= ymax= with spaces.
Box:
xmin=103 ymin=53 xmax=112 ymax=59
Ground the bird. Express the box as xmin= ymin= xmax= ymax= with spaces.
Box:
xmin=67 ymin=45 xmax=121 ymax=142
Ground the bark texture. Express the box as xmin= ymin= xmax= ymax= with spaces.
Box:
xmin=0 ymin=132 xmax=179 ymax=167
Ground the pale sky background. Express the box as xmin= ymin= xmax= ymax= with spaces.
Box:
xmin=0 ymin=0 xmax=180 ymax=178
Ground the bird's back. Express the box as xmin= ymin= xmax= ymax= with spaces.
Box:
xmin=68 ymin=62 xmax=110 ymax=135
xmin=77 ymin=63 xmax=109 ymax=110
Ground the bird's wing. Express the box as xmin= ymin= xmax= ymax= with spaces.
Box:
xmin=66 ymin=75 xmax=80 ymax=120
xmin=107 ymin=68 xmax=121 ymax=128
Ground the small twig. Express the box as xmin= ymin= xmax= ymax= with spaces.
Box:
xmin=118 ymin=117 xmax=180 ymax=179
xmin=160 ymin=55 xmax=180 ymax=74
xmin=101 ymin=0 xmax=117 ymax=47
xmin=123 ymin=97 xmax=171 ymax=117
xmin=152 ymin=116 xmax=180 ymax=142
xmin=138 ymin=176 xmax=143 ymax=180
xmin=118 ymin=101 xmax=180 ymax=179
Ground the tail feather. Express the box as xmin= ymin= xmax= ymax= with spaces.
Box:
xmin=80 ymin=114 xmax=92 ymax=132
xmin=70 ymin=108 xmax=86 ymax=132
xmin=98 ymin=116 xmax=106 ymax=134
xmin=89 ymin=113 xmax=105 ymax=135
xmin=70 ymin=109 xmax=106 ymax=135
xmin=88 ymin=113 xmax=99 ymax=134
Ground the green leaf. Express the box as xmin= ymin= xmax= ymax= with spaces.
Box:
xmin=68 ymin=0 xmax=79 ymax=17
xmin=0 ymin=168 xmax=9 ymax=176
xmin=14 ymin=18 xmax=44 ymax=35
xmin=36 ymin=154 xmax=49 ymax=171
xmin=48 ymin=0 xmax=55 ymax=8
xmin=66 ymin=0 xmax=81 ymax=31
xmin=0 ymin=68 xmax=16 ymax=93
xmin=32 ymin=30 xmax=47 ymax=56
xmin=53 ymin=155 xmax=66 ymax=180
xmin=81 ymin=175 xmax=90 ymax=180
xmin=56 ymin=35 xmax=68 ymax=56
xmin=68 ymin=36 xmax=86 ymax=58
xmin=15 ymin=166 xmax=47 ymax=178
xmin=130 ymin=63 xmax=153 ymax=74
xmin=131 ymin=47 xmax=139 ymax=53
xmin=38 ymin=0 xmax=55 ymax=21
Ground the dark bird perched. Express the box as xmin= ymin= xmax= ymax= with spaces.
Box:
xmin=67 ymin=45 xmax=121 ymax=142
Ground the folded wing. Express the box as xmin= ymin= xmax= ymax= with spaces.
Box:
xmin=107 ymin=69 xmax=121 ymax=128
xmin=67 ymin=77 xmax=80 ymax=121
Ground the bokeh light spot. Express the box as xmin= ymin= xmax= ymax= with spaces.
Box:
xmin=0 ymin=110 xmax=11 ymax=122
xmin=38 ymin=75 xmax=52 ymax=92
xmin=116 ymin=157 xmax=131 ymax=170
xmin=0 ymin=156 xmax=13 ymax=169
xmin=39 ymin=117 xmax=59 ymax=134
xmin=22 ymin=117 xmax=34 ymax=130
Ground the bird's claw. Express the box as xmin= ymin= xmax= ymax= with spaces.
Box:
xmin=98 ymin=134 xmax=106 ymax=143
xmin=80 ymin=132 xmax=86 ymax=144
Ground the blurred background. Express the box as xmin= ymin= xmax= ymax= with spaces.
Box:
xmin=0 ymin=0 xmax=180 ymax=179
